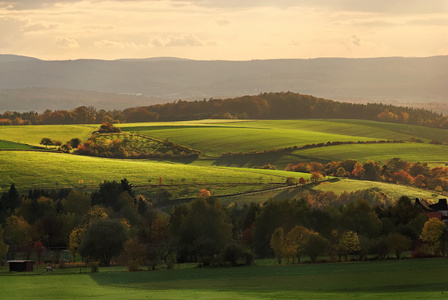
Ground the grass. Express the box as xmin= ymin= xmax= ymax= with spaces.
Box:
xmin=119 ymin=120 xmax=379 ymax=157
xmin=0 ymin=140 xmax=37 ymax=150
xmin=2 ymin=258 xmax=448 ymax=299
xmin=0 ymin=151 xmax=300 ymax=197
xmin=0 ymin=124 xmax=96 ymax=147
xmin=2 ymin=119 xmax=448 ymax=201
xmin=119 ymin=119 xmax=448 ymax=157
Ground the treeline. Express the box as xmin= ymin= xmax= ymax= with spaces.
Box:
xmin=0 ymin=180 xmax=444 ymax=269
xmin=2 ymin=92 xmax=448 ymax=129
xmin=286 ymin=158 xmax=448 ymax=192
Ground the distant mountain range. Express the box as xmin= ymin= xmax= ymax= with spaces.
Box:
xmin=0 ymin=54 xmax=447 ymax=112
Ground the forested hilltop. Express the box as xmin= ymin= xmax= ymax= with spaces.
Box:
xmin=2 ymin=92 xmax=447 ymax=129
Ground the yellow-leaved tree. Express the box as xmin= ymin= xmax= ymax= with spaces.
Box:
xmin=420 ymin=217 xmax=446 ymax=256
xmin=338 ymin=231 xmax=361 ymax=261
xmin=283 ymin=225 xmax=312 ymax=264
xmin=68 ymin=206 xmax=108 ymax=262
xmin=270 ymin=227 xmax=284 ymax=264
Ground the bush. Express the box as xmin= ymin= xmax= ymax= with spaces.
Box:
xmin=89 ymin=262 xmax=99 ymax=273
xmin=286 ymin=177 xmax=297 ymax=186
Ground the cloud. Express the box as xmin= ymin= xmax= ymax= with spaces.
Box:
xmin=94 ymin=40 xmax=145 ymax=49
xmin=2 ymin=0 xmax=448 ymax=14
xmin=151 ymin=34 xmax=207 ymax=47
xmin=351 ymin=34 xmax=360 ymax=46
xmin=408 ymin=18 xmax=448 ymax=26
xmin=175 ymin=0 xmax=448 ymax=14
xmin=55 ymin=37 xmax=79 ymax=48
xmin=216 ymin=19 xmax=230 ymax=26
xmin=23 ymin=22 xmax=57 ymax=32
xmin=350 ymin=20 xmax=400 ymax=27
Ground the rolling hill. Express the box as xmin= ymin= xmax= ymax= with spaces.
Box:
xmin=0 ymin=56 xmax=447 ymax=112
xmin=1 ymin=119 xmax=446 ymax=204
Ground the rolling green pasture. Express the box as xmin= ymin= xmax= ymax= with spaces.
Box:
xmin=2 ymin=258 xmax=448 ymax=299
xmin=119 ymin=119 xmax=448 ymax=157
xmin=0 ymin=151 xmax=301 ymax=195
xmin=0 ymin=124 xmax=95 ymax=147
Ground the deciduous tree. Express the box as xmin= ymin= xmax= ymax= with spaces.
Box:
xmin=270 ymin=227 xmax=284 ymax=264
xmin=420 ymin=217 xmax=446 ymax=256
xmin=338 ymin=231 xmax=361 ymax=261
xmin=79 ymin=218 xmax=129 ymax=266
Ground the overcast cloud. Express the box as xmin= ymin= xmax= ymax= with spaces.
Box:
xmin=0 ymin=0 xmax=446 ymax=60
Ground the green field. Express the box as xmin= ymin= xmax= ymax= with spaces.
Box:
xmin=1 ymin=119 xmax=447 ymax=201
xmin=0 ymin=151 xmax=306 ymax=197
xmin=119 ymin=119 xmax=448 ymax=157
xmin=2 ymin=258 xmax=448 ymax=299
xmin=0 ymin=140 xmax=37 ymax=150
xmin=0 ymin=124 xmax=95 ymax=147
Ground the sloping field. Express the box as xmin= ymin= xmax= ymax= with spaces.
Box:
xmin=0 ymin=124 xmax=96 ymax=147
xmin=119 ymin=119 xmax=448 ymax=157
xmin=0 ymin=151 xmax=299 ymax=193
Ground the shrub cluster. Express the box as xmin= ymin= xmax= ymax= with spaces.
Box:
xmin=76 ymin=133 xmax=201 ymax=159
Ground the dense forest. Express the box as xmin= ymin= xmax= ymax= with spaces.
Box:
xmin=1 ymin=92 xmax=448 ymax=129
xmin=0 ymin=180 xmax=443 ymax=268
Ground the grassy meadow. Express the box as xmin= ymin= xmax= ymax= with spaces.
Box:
xmin=2 ymin=258 xmax=448 ymax=299
xmin=0 ymin=151 xmax=307 ymax=198
xmin=0 ymin=124 xmax=95 ymax=147
xmin=119 ymin=119 xmax=448 ymax=157
xmin=1 ymin=118 xmax=447 ymax=201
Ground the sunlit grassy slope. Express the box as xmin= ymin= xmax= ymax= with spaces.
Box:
xmin=119 ymin=119 xmax=448 ymax=157
xmin=0 ymin=151 xmax=303 ymax=192
xmin=0 ymin=124 xmax=96 ymax=147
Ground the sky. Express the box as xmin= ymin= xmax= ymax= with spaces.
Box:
xmin=0 ymin=0 xmax=447 ymax=60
